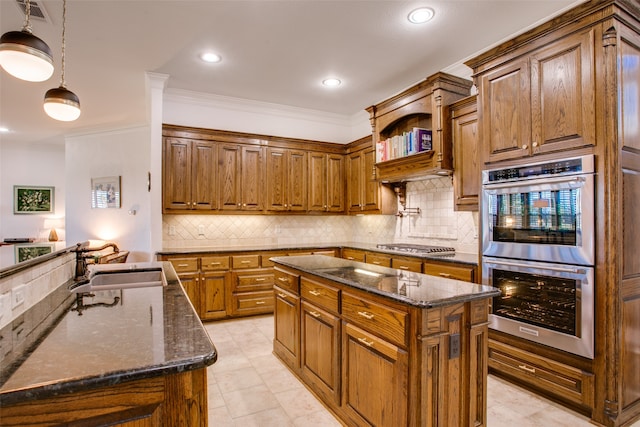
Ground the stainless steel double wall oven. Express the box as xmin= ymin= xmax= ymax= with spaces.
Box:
xmin=482 ymin=155 xmax=595 ymax=359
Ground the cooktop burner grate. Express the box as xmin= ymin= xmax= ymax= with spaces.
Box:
xmin=376 ymin=243 xmax=456 ymax=255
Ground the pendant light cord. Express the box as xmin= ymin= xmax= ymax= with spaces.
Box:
xmin=60 ymin=0 xmax=67 ymax=88
xmin=22 ymin=0 xmax=33 ymax=33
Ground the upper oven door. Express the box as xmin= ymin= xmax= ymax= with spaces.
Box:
xmin=482 ymin=173 xmax=594 ymax=266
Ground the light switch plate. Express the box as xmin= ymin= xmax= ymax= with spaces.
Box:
xmin=11 ymin=285 xmax=26 ymax=309
xmin=198 ymin=225 xmax=205 ymax=236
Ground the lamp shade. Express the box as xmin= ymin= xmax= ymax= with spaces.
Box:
xmin=0 ymin=30 xmax=54 ymax=82
xmin=44 ymin=86 xmax=81 ymax=121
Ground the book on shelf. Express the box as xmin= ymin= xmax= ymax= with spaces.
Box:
xmin=375 ymin=128 xmax=432 ymax=163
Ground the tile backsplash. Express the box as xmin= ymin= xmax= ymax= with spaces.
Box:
xmin=163 ymin=177 xmax=479 ymax=254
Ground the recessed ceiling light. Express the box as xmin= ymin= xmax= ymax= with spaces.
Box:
xmin=408 ymin=7 xmax=435 ymax=24
xmin=200 ymin=52 xmax=222 ymax=63
xmin=322 ymin=78 xmax=341 ymax=87
xmin=0 ymin=127 xmax=9 ymax=133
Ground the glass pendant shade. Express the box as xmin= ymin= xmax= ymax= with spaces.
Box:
xmin=0 ymin=30 xmax=54 ymax=82
xmin=44 ymin=86 xmax=81 ymax=121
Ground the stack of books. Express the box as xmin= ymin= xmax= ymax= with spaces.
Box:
xmin=375 ymin=128 xmax=432 ymax=163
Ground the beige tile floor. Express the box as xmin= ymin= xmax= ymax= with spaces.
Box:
xmin=204 ymin=315 xmax=639 ymax=427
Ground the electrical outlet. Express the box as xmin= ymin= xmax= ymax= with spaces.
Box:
xmin=11 ymin=285 xmax=26 ymax=309
xmin=168 ymin=225 xmax=176 ymax=236
xmin=198 ymin=225 xmax=205 ymax=236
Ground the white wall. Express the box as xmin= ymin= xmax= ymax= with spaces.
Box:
xmin=163 ymin=89 xmax=370 ymax=144
xmin=65 ymin=126 xmax=152 ymax=261
xmin=0 ymin=140 xmax=66 ymax=241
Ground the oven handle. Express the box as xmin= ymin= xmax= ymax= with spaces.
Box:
xmin=482 ymin=175 xmax=587 ymax=190
xmin=485 ymin=259 xmax=588 ymax=275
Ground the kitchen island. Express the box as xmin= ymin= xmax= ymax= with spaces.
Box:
xmin=0 ymin=262 xmax=217 ymax=426
xmin=271 ymin=255 xmax=499 ymax=427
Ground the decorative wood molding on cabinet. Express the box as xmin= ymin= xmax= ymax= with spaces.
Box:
xmin=366 ymin=72 xmax=472 ymax=182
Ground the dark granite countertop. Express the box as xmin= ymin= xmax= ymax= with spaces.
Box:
xmin=0 ymin=262 xmax=217 ymax=406
xmin=158 ymin=241 xmax=479 ymax=266
xmin=272 ymin=255 xmax=498 ymax=308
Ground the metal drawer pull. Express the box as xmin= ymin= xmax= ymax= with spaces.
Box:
xmin=347 ymin=257 xmax=354 ymax=260
xmin=518 ymin=364 xmax=536 ymax=373
xmin=277 ymin=292 xmax=287 ymax=298
xmin=278 ymin=277 xmax=289 ymax=283
xmin=256 ymin=278 xmax=266 ymax=281
xmin=357 ymin=311 xmax=374 ymax=320
xmin=209 ymin=262 xmax=221 ymax=266
xmin=309 ymin=311 xmax=321 ymax=318
xmin=255 ymin=301 xmax=266 ymax=305
xmin=357 ymin=337 xmax=374 ymax=347
xmin=439 ymin=273 xmax=452 ymax=278
xmin=372 ymin=261 xmax=381 ymax=265
xmin=177 ymin=263 xmax=189 ymax=267
xmin=399 ymin=266 xmax=409 ymax=270
xmin=241 ymin=260 xmax=251 ymax=264
xmin=308 ymin=290 xmax=321 ymax=296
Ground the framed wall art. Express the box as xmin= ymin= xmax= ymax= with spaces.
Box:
xmin=91 ymin=176 xmax=121 ymax=209
xmin=15 ymin=243 xmax=54 ymax=263
xmin=13 ymin=186 xmax=55 ymax=214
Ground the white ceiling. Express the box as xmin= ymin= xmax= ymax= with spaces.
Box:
xmin=0 ymin=0 xmax=581 ymax=145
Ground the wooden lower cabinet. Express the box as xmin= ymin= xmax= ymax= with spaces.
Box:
xmin=272 ymin=263 xmax=492 ymax=427
xmin=300 ymin=301 xmax=341 ymax=405
xmin=424 ymin=260 xmax=478 ymax=283
xmin=0 ymin=369 xmax=208 ymax=426
xmin=202 ymin=271 xmax=227 ymax=320
xmin=229 ymin=268 xmax=274 ymax=316
xmin=342 ymin=323 xmax=409 ymax=427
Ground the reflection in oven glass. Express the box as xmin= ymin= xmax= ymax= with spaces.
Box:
xmin=493 ymin=269 xmax=579 ymax=336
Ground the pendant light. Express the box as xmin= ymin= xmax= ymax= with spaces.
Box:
xmin=0 ymin=0 xmax=54 ymax=82
xmin=44 ymin=0 xmax=80 ymax=122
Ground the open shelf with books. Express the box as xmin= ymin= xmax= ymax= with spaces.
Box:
xmin=367 ymin=72 xmax=472 ymax=183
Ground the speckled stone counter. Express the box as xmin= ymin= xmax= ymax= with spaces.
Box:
xmin=158 ymin=241 xmax=479 ymax=266
xmin=0 ymin=262 xmax=217 ymax=407
xmin=271 ymin=255 xmax=498 ymax=308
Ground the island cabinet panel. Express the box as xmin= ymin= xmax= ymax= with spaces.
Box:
xmin=274 ymin=286 xmax=300 ymax=370
xmin=300 ymin=301 xmax=341 ymax=405
xmin=342 ymin=323 xmax=409 ymax=427
xmin=342 ymin=292 xmax=408 ymax=348
xmin=0 ymin=369 xmax=208 ymax=427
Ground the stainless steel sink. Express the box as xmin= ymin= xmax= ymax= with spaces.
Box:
xmin=70 ymin=263 xmax=167 ymax=293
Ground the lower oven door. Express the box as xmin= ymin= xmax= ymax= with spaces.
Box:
xmin=483 ymin=257 xmax=594 ymax=359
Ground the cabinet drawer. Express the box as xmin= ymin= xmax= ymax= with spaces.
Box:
xmin=167 ymin=258 xmax=198 ymax=273
xmin=489 ymin=339 xmax=594 ymax=408
xmin=423 ymin=262 xmax=474 ymax=282
xmin=232 ymin=254 xmax=260 ymax=269
xmin=261 ymin=252 xmax=288 ymax=267
xmin=234 ymin=270 xmax=274 ymax=292
xmin=366 ymin=253 xmax=392 ymax=267
xmin=274 ymin=267 xmax=300 ymax=294
xmin=300 ymin=278 xmax=339 ymax=314
xmin=392 ymin=257 xmax=422 ymax=273
xmin=231 ymin=291 xmax=274 ymax=315
xmin=342 ymin=292 xmax=408 ymax=348
xmin=342 ymin=248 xmax=365 ymax=262
xmin=201 ymin=255 xmax=230 ymax=272
xmin=312 ymin=250 xmax=336 ymax=257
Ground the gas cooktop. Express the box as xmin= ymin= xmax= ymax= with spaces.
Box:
xmin=376 ymin=243 xmax=456 ymax=255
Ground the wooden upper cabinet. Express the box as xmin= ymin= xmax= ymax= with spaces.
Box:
xmin=266 ymin=147 xmax=307 ymax=212
xmin=347 ymin=148 xmax=366 ymax=213
xmin=479 ymin=28 xmax=596 ymax=164
xmin=219 ymin=144 xmax=264 ymax=211
xmin=451 ymin=96 xmax=479 ymax=211
xmin=308 ymin=152 xmax=345 ymax=213
xmin=347 ymin=139 xmax=396 ymax=215
xmin=163 ymin=137 xmax=217 ymax=212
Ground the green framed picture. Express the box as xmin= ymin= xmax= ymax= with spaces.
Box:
xmin=15 ymin=243 xmax=54 ymax=263
xmin=13 ymin=186 xmax=55 ymax=214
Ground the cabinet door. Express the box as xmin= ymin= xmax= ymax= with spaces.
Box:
xmin=342 ymin=323 xmax=409 ymax=427
xmin=452 ymin=98 xmax=479 ymax=211
xmin=266 ymin=147 xmax=288 ymax=211
xmin=191 ymin=141 xmax=217 ymax=210
xmin=326 ymin=154 xmax=345 ymax=212
xmin=288 ymin=150 xmax=307 ymax=211
xmin=274 ymin=287 xmax=300 ymax=370
xmin=347 ymin=151 xmax=364 ymax=212
xmin=308 ymin=152 xmax=327 ymax=212
xmin=163 ymin=138 xmax=192 ymax=211
xmin=178 ymin=273 xmax=201 ymax=317
xmin=218 ymin=144 xmax=243 ymax=210
xmin=361 ymin=149 xmax=379 ymax=211
xmin=530 ymin=29 xmax=596 ymax=155
xmin=241 ymin=146 xmax=264 ymax=210
xmin=301 ymin=301 xmax=341 ymax=405
xmin=202 ymin=272 xmax=227 ymax=320
xmin=480 ymin=59 xmax=531 ymax=163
